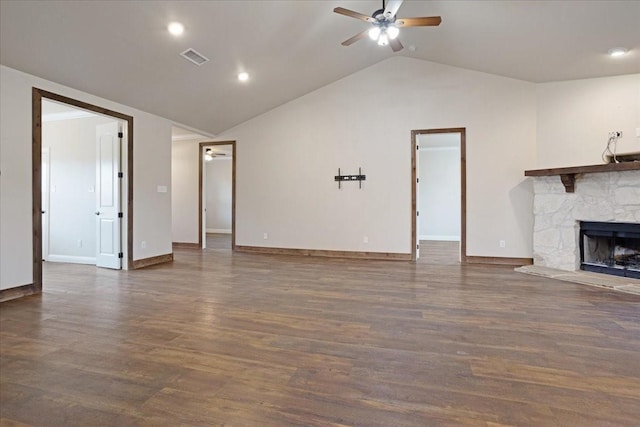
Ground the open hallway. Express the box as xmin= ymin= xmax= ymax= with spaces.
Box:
xmin=1 ymin=248 xmax=639 ymax=426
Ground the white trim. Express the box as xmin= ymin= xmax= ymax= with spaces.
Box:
xmin=419 ymin=235 xmax=460 ymax=241
xmin=206 ymin=228 xmax=232 ymax=234
xmin=47 ymin=254 xmax=96 ymax=265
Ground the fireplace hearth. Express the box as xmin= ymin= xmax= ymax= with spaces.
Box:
xmin=580 ymin=221 xmax=640 ymax=279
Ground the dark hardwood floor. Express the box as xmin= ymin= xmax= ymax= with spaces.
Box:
xmin=1 ymin=243 xmax=639 ymax=426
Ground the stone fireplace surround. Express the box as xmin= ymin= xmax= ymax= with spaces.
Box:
xmin=516 ymin=163 xmax=640 ymax=294
xmin=531 ymin=168 xmax=640 ymax=272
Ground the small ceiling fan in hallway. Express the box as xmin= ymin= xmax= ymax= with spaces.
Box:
xmin=334 ymin=0 xmax=441 ymax=52
xmin=204 ymin=148 xmax=227 ymax=161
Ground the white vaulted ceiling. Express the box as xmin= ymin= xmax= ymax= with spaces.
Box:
xmin=1 ymin=1 xmax=638 ymax=135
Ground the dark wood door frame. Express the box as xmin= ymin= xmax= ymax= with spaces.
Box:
xmin=32 ymin=88 xmax=134 ymax=293
xmin=198 ymin=141 xmax=236 ymax=249
xmin=411 ymin=128 xmax=467 ymax=262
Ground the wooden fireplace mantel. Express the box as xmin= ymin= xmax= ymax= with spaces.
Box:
xmin=524 ymin=162 xmax=640 ymax=193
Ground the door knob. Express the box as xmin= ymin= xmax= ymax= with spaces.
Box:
xmin=95 ymin=211 xmax=101 ymax=216
xmin=41 ymin=210 xmax=46 ymax=214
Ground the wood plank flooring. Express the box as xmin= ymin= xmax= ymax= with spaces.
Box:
xmin=206 ymin=233 xmax=232 ymax=250
xmin=1 ymin=242 xmax=639 ymax=426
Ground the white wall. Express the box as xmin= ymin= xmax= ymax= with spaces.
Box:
xmin=205 ymin=158 xmax=233 ymax=233
xmin=1 ymin=65 xmax=173 ymax=290
xmin=171 ymin=139 xmax=201 ymax=243
xmin=419 ymin=147 xmax=461 ymax=241
xmin=537 ymin=74 xmax=640 ymax=168
xmin=7 ymin=60 xmax=632 ymax=292
xmin=215 ymin=57 xmax=537 ymax=257
xmin=43 ymin=115 xmax=115 ymax=262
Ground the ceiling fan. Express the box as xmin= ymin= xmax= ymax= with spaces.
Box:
xmin=334 ymin=0 xmax=441 ymax=52
xmin=204 ymin=148 xmax=227 ymax=161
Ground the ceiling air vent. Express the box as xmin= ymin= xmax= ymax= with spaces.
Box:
xmin=180 ymin=48 xmax=209 ymax=66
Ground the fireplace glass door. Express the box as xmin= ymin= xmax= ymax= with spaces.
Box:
xmin=580 ymin=221 xmax=640 ymax=279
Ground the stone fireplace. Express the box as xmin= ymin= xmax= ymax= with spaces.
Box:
xmin=529 ymin=167 xmax=640 ymax=275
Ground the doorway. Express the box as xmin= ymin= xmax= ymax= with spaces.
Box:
xmin=41 ymin=100 xmax=124 ymax=268
xmin=411 ymin=128 xmax=466 ymax=262
xmin=32 ymin=88 xmax=134 ymax=292
xmin=198 ymin=141 xmax=236 ymax=250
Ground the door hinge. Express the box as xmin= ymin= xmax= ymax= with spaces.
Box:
xmin=118 ymin=212 xmax=123 ymax=218
xmin=417 ymin=211 xmax=419 ymax=216
xmin=416 ymin=244 xmax=420 ymax=250
xmin=416 ymin=145 xmax=419 ymax=150
xmin=118 ymin=172 xmax=123 ymax=178
xmin=118 ymin=252 xmax=123 ymax=259
xmin=416 ymin=178 xmax=419 ymax=183
xmin=118 ymin=132 xmax=123 ymax=138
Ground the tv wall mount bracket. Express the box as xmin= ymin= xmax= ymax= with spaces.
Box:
xmin=335 ymin=167 xmax=366 ymax=189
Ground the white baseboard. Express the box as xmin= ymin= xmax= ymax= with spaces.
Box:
xmin=419 ymin=235 xmax=460 ymax=242
xmin=206 ymin=228 xmax=231 ymax=234
xmin=47 ymin=254 xmax=96 ymax=265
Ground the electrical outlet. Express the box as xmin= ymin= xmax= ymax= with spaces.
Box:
xmin=263 ymin=233 xmax=268 ymax=240
xmin=609 ymin=131 xmax=623 ymax=138
xmin=499 ymin=240 xmax=506 ymax=248
xmin=77 ymin=239 xmax=82 ymax=248
xmin=363 ymin=236 xmax=369 ymax=244
xmin=141 ymin=240 xmax=146 ymax=249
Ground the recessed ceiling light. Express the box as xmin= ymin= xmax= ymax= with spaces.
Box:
xmin=608 ymin=47 xmax=628 ymax=57
xmin=238 ymin=72 xmax=249 ymax=82
xmin=168 ymin=22 xmax=184 ymax=36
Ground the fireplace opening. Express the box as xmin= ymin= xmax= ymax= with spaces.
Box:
xmin=580 ymin=221 xmax=640 ymax=279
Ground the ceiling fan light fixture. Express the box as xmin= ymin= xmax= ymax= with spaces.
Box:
xmin=608 ymin=47 xmax=628 ymax=57
xmin=387 ymin=26 xmax=399 ymax=40
xmin=368 ymin=26 xmax=381 ymax=40
xmin=377 ymin=33 xmax=389 ymax=46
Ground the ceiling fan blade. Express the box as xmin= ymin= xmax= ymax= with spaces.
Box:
xmin=333 ymin=7 xmax=376 ymax=23
xmin=390 ymin=37 xmax=403 ymax=52
xmin=341 ymin=29 xmax=369 ymax=46
xmin=383 ymin=0 xmax=404 ymax=19
xmin=396 ymin=16 xmax=442 ymax=27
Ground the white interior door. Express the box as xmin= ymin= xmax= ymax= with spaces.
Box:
xmin=96 ymin=122 xmax=121 ymax=269
xmin=41 ymin=147 xmax=50 ymax=261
